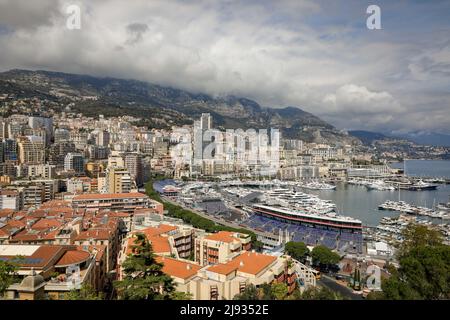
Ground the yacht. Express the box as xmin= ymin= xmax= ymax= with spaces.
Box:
xmin=366 ymin=180 xmax=395 ymax=191
xmin=300 ymin=181 xmax=336 ymax=190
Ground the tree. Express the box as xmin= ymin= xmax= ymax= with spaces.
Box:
xmin=285 ymin=241 xmax=309 ymax=263
xmin=259 ymin=283 xmax=274 ymax=300
xmin=375 ymin=224 xmax=450 ymax=300
xmin=65 ymin=284 xmax=103 ymax=300
xmin=398 ymin=223 xmax=444 ymax=257
xmin=0 ymin=259 xmax=19 ymax=297
xmin=114 ymin=233 xmax=175 ymax=300
xmin=270 ymin=282 xmax=289 ymax=300
xmin=233 ymin=284 xmax=259 ymax=300
xmin=234 ymin=282 xmax=289 ymax=300
xmin=310 ymin=245 xmax=341 ymax=269
xmin=170 ymin=291 xmax=193 ymax=300
xmin=299 ymin=286 xmax=343 ymax=300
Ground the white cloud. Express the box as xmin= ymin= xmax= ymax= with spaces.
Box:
xmin=322 ymin=84 xmax=403 ymax=114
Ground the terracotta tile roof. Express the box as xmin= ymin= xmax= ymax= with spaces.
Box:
xmin=148 ymin=236 xmax=171 ymax=254
xmin=40 ymin=200 xmax=71 ymax=208
xmin=0 ymin=228 xmax=9 ymax=237
xmin=0 ymin=209 xmax=14 ymax=218
xmin=11 ymin=229 xmax=46 ymax=242
xmin=0 ymin=225 xmax=22 ymax=238
xmin=31 ymin=219 xmax=63 ymax=230
xmin=204 ymin=231 xmax=239 ymax=243
xmin=227 ymin=251 xmax=277 ymax=275
xmin=47 ymin=207 xmax=74 ymax=215
xmin=72 ymin=192 xmax=147 ymax=201
xmin=108 ymin=212 xmax=132 ymax=218
xmin=0 ymin=245 xmax=65 ymax=268
xmin=206 ymin=263 xmax=238 ymax=275
xmin=55 ymin=250 xmax=91 ymax=267
xmin=6 ymin=220 xmax=26 ymax=228
xmin=28 ymin=210 xmax=48 ymax=218
xmin=155 ymin=256 xmax=201 ymax=280
xmin=125 ymin=234 xmax=171 ymax=255
xmin=41 ymin=229 xmax=60 ymax=240
xmin=140 ymin=224 xmax=178 ymax=237
xmin=76 ymin=245 xmax=106 ymax=262
xmin=75 ymin=228 xmax=112 ymax=240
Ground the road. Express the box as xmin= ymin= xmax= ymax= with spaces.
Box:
xmin=318 ymin=275 xmax=364 ymax=300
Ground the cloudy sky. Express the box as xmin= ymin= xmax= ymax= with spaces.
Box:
xmin=0 ymin=0 xmax=449 ymax=134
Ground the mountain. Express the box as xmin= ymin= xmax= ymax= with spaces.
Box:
xmin=348 ymin=130 xmax=390 ymax=145
xmin=389 ymin=131 xmax=450 ymax=147
xmin=0 ymin=69 xmax=360 ymax=145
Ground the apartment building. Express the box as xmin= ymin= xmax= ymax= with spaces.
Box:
xmin=17 ymin=136 xmax=45 ymax=165
xmin=64 ymin=153 xmax=85 ymax=174
xmin=1 ymin=244 xmax=99 ymax=300
xmin=106 ymin=167 xmax=133 ymax=193
xmin=71 ymin=192 xmax=155 ymax=213
xmin=124 ymin=153 xmax=144 ymax=187
xmin=195 ymin=231 xmax=252 ymax=266
xmin=155 ymin=251 xmax=297 ymax=300
xmin=0 ymin=190 xmax=22 ymax=210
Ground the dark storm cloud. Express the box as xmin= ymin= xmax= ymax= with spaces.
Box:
xmin=125 ymin=23 xmax=149 ymax=45
xmin=0 ymin=0 xmax=60 ymax=30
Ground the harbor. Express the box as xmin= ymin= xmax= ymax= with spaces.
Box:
xmin=156 ymin=159 xmax=450 ymax=253
xmin=378 ymin=200 xmax=450 ymax=219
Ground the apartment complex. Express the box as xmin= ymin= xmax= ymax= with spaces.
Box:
xmin=194 ymin=231 xmax=252 ymax=265
xmin=118 ymin=220 xmax=303 ymax=300
xmin=106 ymin=167 xmax=133 ymax=193
xmin=156 ymin=251 xmax=297 ymax=300
xmin=1 ymin=244 xmax=101 ymax=300
xmin=17 ymin=136 xmax=45 ymax=165
xmin=71 ymin=192 xmax=156 ymax=213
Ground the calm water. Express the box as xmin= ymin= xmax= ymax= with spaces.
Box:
xmin=390 ymin=159 xmax=450 ymax=178
xmin=309 ymin=160 xmax=450 ymax=227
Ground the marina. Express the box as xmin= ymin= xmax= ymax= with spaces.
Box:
xmin=378 ymin=200 xmax=450 ymax=219
xmin=158 ymin=160 xmax=450 ymax=252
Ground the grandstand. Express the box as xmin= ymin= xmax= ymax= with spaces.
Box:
xmin=243 ymin=214 xmax=363 ymax=254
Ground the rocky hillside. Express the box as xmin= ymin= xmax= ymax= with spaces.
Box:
xmin=0 ymin=69 xmax=360 ymax=145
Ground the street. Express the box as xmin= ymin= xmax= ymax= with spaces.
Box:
xmin=318 ymin=275 xmax=364 ymax=300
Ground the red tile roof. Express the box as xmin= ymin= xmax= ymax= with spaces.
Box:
xmin=31 ymin=219 xmax=63 ymax=230
xmin=55 ymin=250 xmax=91 ymax=267
xmin=227 ymin=251 xmax=277 ymax=275
xmin=204 ymin=231 xmax=239 ymax=243
xmin=76 ymin=245 xmax=106 ymax=262
xmin=155 ymin=256 xmax=201 ymax=280
xmin=0 ymin=245 xmax=65 ymax=268
xmin=206 ymin=263 xmax=238 ymax=275
xmin=75 ymin=229 xmax=112 ymax=240
xmin=140 ymin=224 xmax=178 ymax=237
xmin=0 ymin=209 xmax=14 ymax=218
